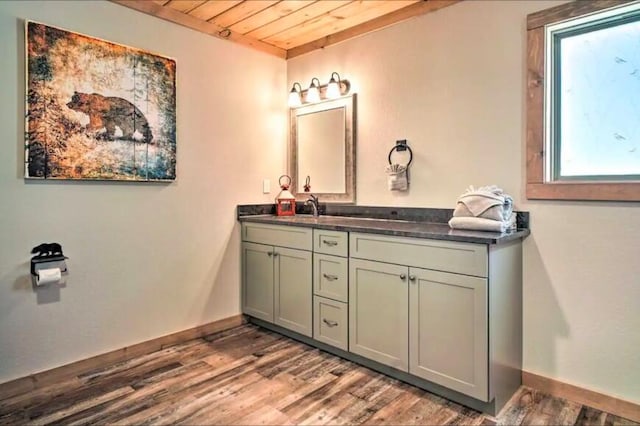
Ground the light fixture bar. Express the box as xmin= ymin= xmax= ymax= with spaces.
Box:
xmin=288 ymin=73 xmax=351 ymax=107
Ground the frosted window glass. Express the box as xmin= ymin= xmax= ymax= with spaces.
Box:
xmin=558 ymin=19 xmax=640 ymax=177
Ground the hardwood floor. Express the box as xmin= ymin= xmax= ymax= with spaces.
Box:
xmin=0 ymin=324 xmax=636 ymax=425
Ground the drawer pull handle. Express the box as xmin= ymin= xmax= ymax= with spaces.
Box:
xmin=323 ymin=319 xmax=339 ymax=327
xmin=323 ymin=273 xmax=338 ymax=281
xmin=409 ymin=275 xmax=416 ymax=282
xmin=400 ymin=273 xmax=407 ymax=280
xmin=322 ymin=240 xmax=338 ymax=247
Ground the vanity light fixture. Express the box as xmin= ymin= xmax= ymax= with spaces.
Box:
xmin=288 ymin=82 xmax=302 ymax=107
xmin=306 ymin=77 xmax=321 ymax=103
xmin=288 ymin=73 xmax=351 ymax=107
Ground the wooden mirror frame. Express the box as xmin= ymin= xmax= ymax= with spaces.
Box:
xmin=289 ymin=94 xmax=356 ymax=203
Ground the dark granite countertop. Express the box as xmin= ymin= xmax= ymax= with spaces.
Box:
xmin=237 ymin=205 xmax=530 ymax=245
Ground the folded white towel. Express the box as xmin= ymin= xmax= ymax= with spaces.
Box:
xmin=385 ymin=164 xmax=408 ymax=191
xmin=448 ymin=213 xmax=516 ymax=233
xmin=453 ymin=185 xmax=513 ymax=221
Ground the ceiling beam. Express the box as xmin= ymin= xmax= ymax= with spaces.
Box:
xmin=286 ymin=0 xmax=462 ymax=59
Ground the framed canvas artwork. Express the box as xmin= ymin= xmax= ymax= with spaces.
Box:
xmin=25 ymin=21 xmax=176 ymax=181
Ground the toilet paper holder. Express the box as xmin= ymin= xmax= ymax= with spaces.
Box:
xmin=30 ymin=243 xmax=68 ymax=278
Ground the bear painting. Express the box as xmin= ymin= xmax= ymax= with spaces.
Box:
xmin=66 ymin=92 xmax=154 ymax=143
xmin=25 ymin=22 xmax=176 ymax=181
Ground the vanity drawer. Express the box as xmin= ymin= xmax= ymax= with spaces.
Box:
xmin=314 ymin=296 xmax=348 ymax=351
xmin=242 ymin=223 xmax=312 ymax=251
xmin=313 ymin=253 xmax=348 ymax=302
xmin=314 ymin=229 xmax=348 ymax=257
xmin=350 ymin=233 xmax=487 ymax=277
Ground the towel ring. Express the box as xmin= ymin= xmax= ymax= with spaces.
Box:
xmin=388 ymin=144 xmax=413 ymax=167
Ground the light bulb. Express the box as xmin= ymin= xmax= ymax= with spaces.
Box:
xmin=306 ymin=86 xmax=320 ymax=103
xmin=288 ymin=82 xmax=302 ymax=107
xmin=327 ymin=72 xmax=343 ymax=99
xmin=327 ymin=74 xmax=341 ymax=99
xmin=306 ymin=77 xmax=321 ymax=103
xmin=288 ymin=90 xmax=301 ymax=107
xmin=326 ymin=81 xmax=340 ymax=98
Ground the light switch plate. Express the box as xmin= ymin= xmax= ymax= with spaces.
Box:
xmin=263 ymin=179 xmax=270 ymax=194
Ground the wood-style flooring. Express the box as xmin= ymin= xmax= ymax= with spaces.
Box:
xmin=0 ymin=324 xmax=636 ymax=425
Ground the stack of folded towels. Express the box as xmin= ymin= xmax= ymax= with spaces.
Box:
xmin=448 ymin=185 xmax=516 ymax=233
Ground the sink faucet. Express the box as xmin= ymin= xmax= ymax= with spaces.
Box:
xmin=306 ymin=194 xmax=319 ymax=217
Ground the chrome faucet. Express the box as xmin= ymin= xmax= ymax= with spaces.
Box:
xmin=306 ymin=194 xmax=320 ymax=217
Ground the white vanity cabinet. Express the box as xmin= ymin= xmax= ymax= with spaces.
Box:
xmin=240 ymin=218 xmax=523 ymax=415
xmin=241 ymin=223 xmax=313 ymax=337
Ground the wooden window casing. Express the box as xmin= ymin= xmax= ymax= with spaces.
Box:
xmin=526 ymin=0 xmax=640 ymax=201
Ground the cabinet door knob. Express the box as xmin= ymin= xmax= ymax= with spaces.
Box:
xmin=323 ymin=318 xmax=338 ymax=327
xmin=399 ymin=273 xmax=406 ymax=280
xmin=267 ymin=252 xmax=273 ymax=257
xmin=323 ymin=273 xmax=338 ymax=281
xmin=322 ymin=239 xmax=338 ymax=247
xmin=273 ymin=252 xmax=279 ymax=257
xmin=409 ymin=275 xmax=416 ymax=282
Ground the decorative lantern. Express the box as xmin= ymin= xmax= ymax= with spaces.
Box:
xmin=276 ymin=175 xmax=296 ymax=216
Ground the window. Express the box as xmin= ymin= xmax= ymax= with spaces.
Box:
xmin=526 ymin=0 xmax=640 ymax=201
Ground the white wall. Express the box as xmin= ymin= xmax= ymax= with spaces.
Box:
xmin=288 ymin=0 xmax=640 ymax=403
xmin=0 ymin=1 xmax=286 ymax=383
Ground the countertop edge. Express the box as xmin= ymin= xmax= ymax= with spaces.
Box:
xmin=237 ymin=215 xmax=530 ymax=245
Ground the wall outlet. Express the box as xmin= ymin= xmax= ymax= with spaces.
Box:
xmin=262 ymin=179 xmax=270 ymax=194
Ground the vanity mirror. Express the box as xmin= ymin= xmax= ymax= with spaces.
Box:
xmin=289 ymin=94 xmax=356 ymax=203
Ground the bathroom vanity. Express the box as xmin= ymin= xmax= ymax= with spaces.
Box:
xmin=237 ymin=205 xmax=529 ymax=416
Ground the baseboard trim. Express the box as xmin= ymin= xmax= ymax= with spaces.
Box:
xmin=522 ymin=370 xmax=640 ymax=423
xmin=0 ymin=314 xmax=245 ymax=400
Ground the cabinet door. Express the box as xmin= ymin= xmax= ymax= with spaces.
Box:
xmin=349 ymin=259 xmax=408 ymax=371
xmin=274 ymin=247 xmax=313 ymax=337
xmin=242 ymin=242 xmax=274 ymax=322
xmin=409 ymin=267 xmax=488 ymax=401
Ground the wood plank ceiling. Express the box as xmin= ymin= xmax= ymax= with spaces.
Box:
xmin=113 ymin=0 xmax=460 ymax=59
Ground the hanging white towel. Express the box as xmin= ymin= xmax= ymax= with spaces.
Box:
xmin=385 ymin=164 xmax=408 ymax=191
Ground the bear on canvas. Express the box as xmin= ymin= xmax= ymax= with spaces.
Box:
xmin=66 ymin=91 xmax=153 ymax=143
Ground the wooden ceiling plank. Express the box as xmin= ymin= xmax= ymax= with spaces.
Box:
xmin=284 ymin=0 xmax=419 ymax=48
xmin=166 ymin=0 xmax=206 ymax=13
xmin=246 ymin=1 xmax=349 ymax=41
xmin=228 ymin=0 xmax=313 ymax=35
xmin=112 ymin=0 xmax=286 ymax=58
xmin=210 ymin=0 xmax=280 ymax=28
xmin=266 ymin=0 xmax=418 ymax=49
xmin=287 ymin=0 xmax=461 ymax=58
xmin=188 ymin=0 xmax=242 ymax=21
xmin=153 ymin=0 xmax=171 ymax=6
